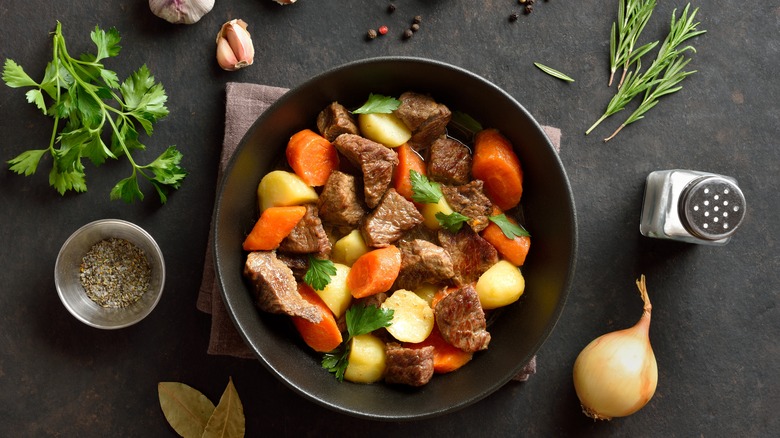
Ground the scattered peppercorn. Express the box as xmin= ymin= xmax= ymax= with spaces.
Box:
xmin=528 ymin=0 xmax=535 ymax=4
xmin=411 ymin=23 xmax=420 ymax=32
xmin=388 ymin=3 xmax=396 ymax=13
xmin=378 ymin=25 xmax=389 ymax=35
xmin=403 ymin=29 xmax=414 ymax=39
xmin=518 ymin=0 xmax=526 ymax=3
xmin=509 ymin=12 xmax=519 ymax=22
xmin=413 ymin=15 xmax=422 ymax=24
xmin=367 ymin=29 xmax=378 ymax=39
xmin=525 ymin=5 xmax=533 ymax=14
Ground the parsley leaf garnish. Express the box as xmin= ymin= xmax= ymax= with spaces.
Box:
xmin=351 ymin=93 xmax=401 ymax=114
xmin=322 ymin=303 xmax=394 ymax=381
xmin=489 ymin=214 xmax=531 ymax=239
xmin=2 ymin=22 xmax=187 ymax=203
xmin=304 ymin=256 xmax=337 ymax=291
xmin=436 ymin=211 xmax=470 ymax=233
xmin=409 ymin=170 xmax=443 ymax=204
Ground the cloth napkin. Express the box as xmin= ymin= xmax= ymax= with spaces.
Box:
xmin=198 ymin=82 xmax=561 ymax=381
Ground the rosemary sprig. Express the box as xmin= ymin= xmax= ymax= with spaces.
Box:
xmin=534 ymin=62 xmax=575 ymax=82
xmin=587 ymin=4 xmax=706 ymax=141
xmin=609 ymin=0 xmax=657 ymax=88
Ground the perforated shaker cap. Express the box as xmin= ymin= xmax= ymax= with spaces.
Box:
xmin=679 ymin=176 xmax=746 ymax=241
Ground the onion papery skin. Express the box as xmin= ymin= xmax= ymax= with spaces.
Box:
xmin=572 ymin=325 xmax=658 ymax=420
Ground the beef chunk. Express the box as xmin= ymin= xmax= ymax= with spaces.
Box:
xmin=333 ymin=134 xmax=398 ymax=208
xmin=275 ymin=252 xmax=309 ymax=282
xmin=279 ymin=204 xmax=331 ymax=255
xmin=317 ymin=170 xmax=366 ymax=227
xmin=243 ymin=251 xmax=321 ymax=323
xmin=317 ymin=102 xmax=359 ymax=142
xmin=441 ymin=180 xmax=493 ymax=233
xmin=394 ymin=239 xmax=455 ymax=291
xmin=427 ymin=136 xmax=472 ymax=185
xmin=384 ymin=343 xmax=435 ymax=387
xmin=438 ymin=227 xmax=498 ymax=285
xmin=394 ymin=92 xmax=452 ymax=150
xmin=361 ymin=189 xmax=424 ymax=247
xmin=435 ymin=284 xmax=490 ymax=352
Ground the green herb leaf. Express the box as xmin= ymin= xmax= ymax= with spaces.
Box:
xmin=110 ymin=174 xmax=143 ymax=203
xmin=202 ymin=377 xmax=245 ymax=438
xmin=90 ymin=25 xmax=121 ymax=62
xmin=158 ymin=382 xmax=216 ymax=438
xmin=409 ymin=170 xmax=443 ymax=204
xmin=322 ymin=345 xmax=349 ymax=382
xmin=352 ymin=93 xmax=401 ymax=114
xmin=489 ymin=214 xmax=530 ymax=239
xmin=2 ymin=59 xmax=39 ymax=88
xmin=8 ymin=149 xmax=47 ymax=176
xmin=436 ymin=211 xmax=470 ymax=233
xmin=305 ymin=256 xmax=337 ymax=291
xmin=534 ymin=62 xmax=575 ymax=82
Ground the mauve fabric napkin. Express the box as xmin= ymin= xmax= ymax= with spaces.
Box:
xmin=198 ymin=82 xmax=561 ymax=380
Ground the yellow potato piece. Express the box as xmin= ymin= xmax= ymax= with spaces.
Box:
xmin=358 ymin=112 xmax=412 ymax=148
xmin=256 ymin=170 xmax=318 ymax=212
xmin=331 ymin=229 xmax=370 ymax=267
xmin=344 ymin=334 xmax=386 ymax=384
xmin=421 ymin=197 xmax=454 ymax=230
xmin=413 ymin=283 xmax=439 ymax=307
xmin=381 ymin=289 xmax=434 ymax=343
xmin=315 ymin=263 xmax=352 ymax=318
xmin=475 ymin=260 xmax=525 ymax=309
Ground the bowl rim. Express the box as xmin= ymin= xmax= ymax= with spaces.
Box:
xmin=55 ymin=218 xmax=166 ymax=329
xmin=213 ymin=55 xmax=578 ymax=420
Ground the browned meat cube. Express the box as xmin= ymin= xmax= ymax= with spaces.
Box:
xmin=243 ymin=251 xmax=321 ymax=323
xmin=427 ymin=136 xmax=472 ymax=185
xmin=279 ymin=204 xmax=331 ymax=256
xmin=394 ymin=92 xmax=452 ymax=150
xmin=441 ymin=180 xmax=493 ymax=233
xmin=384 ymin=343 xmax=435 ymax=387
xmin=394 ymin=239 xmax=455 ymax=291
xmin=317 ymin=170 xmax=366 ymax=227
xmin=361 ymin=189 xmax=424 ymax=247
xmin=333 ymin=134 xmax=398 ymax=209
xmin=317 ymin=102 xmax=359 ymax=142
xmin=434 ymin=284 xmax=491 ymax=353
xmin=438 ymin=226 xmax=498 ymax=285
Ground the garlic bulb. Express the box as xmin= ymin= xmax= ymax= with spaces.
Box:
xmin=149 ymin=0 xmax=215 ymax=25
xmin=216 ymin=20 xmax=255 ymax=71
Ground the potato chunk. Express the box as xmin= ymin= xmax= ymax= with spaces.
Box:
xmin=257 ymin=170 xmax=318 ymax=212
xmin=344 ymin=334 xmax=386 ymax=384
xmin=421 ymin=197 xmax=454 ymax=230
xmin=475 ymin=260 xmax=525 ymax=309
xmin=332 ymin=229 xmax=370 ymax=267
xmin=358 ymin=112 xmax=412 ymax=148
xmin=315 ymin=263 xmax=352 ymax=318
xmin=381 ymin=289 xmax=434 ymax=343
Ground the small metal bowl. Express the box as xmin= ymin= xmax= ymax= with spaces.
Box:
xmin=55 ymin=219 xmax=165 ymax=329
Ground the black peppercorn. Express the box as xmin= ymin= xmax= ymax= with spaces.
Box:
xmin=509 ymin=12 xmax=519 ymax=22
xmin=411 ymin=23 xmax=420 ymax=32
xmin=367 ymin=29 xmax=378 ymax=39
xmin=388 ymin=4 xmax=396 ymax=13
xmin=403 ymin=29 xmax=414 ymax=39
xmin=525 ymin=5 xmax=533 ymax=14
xmin=528 ymin=0 xmax=535 ymax=4
xmin=413 ymin=15 xmax=422 ymax=24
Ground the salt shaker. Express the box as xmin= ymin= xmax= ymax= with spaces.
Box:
xmin=640 ymin=169 xmax=746 ymax=245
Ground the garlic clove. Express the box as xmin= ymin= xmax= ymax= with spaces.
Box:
xmin=149 ymin=0 xmax=215 ymax=25
xmin=216 ymin=19 xmax=255 ymax=71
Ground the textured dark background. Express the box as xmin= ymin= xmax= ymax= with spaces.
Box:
xmin=1 ymin=1 xmax=778 ymax=436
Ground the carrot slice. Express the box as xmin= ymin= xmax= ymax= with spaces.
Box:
xmin=286 ymin=129 xmax=340 ymax=187
xmin=393 ymin=143 xmax=426 ymax=201
xmin=291 ymin=283 xmax=343 ymax=353
xmin=481 ymin=221 xmax=531 ymax=266
xmin=408 ymin=326 xmax=473 ymax=373
xmin=242 ymin=205 xmax=307 ymax=251
xmin=471 ymin=128 xmax=523 ymax=211
xmin=346 ymin=245 xmax=402 ymax=299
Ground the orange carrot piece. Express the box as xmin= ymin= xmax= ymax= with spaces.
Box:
xmin=346 ymin=245 xmax=402 ymax=299
xmin=393 ymin=143 xmax=426 ymax=201
xmin=408 ymin=327 xmax=473 ymax=373
xmin=286 ymin=129 xmax=340 ymax=187
xmin=471 ymin=128 xmax=523 ymax=211
xmin=291 ymin=283 xmax=343 ymax=353
xmin=481 ymin=221 xmax=531 ymax=266
xmin=242 ymin=205 xmax=307 ymax=251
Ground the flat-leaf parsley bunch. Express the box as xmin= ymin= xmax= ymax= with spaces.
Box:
xmin=2 ymin=22 xmax=186 ymax=203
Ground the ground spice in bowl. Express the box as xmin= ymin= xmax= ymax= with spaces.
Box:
xmin=79 ymin=237 xmax=151 ymax=308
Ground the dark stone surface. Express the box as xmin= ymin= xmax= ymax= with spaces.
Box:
xmin=0 ymin=1 xmax=777 ymax=436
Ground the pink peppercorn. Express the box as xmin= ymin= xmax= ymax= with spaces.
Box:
xmin=378 ymin=25 xmax=389 ymax=35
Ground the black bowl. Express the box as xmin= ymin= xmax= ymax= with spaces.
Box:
xmin=213 ymin=57 xmax=577 ymax=420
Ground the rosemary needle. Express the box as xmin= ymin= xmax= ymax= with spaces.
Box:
xmin=534 ymin=62 xmax=575 ymax=82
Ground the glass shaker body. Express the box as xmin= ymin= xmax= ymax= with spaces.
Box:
xmin=640 ymin=170 xmax=745 ymax=245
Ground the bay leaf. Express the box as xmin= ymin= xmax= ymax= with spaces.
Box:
xmin=202 ymin=377 xmax=245 ymax=438
xmin=158 ymin=381 xmax=216 ymax=438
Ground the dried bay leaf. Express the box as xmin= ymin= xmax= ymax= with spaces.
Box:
xmin=202 ymin=377 xmax=245 ymax=438
xmin=158 ymin=382 xmax=216 ymax=438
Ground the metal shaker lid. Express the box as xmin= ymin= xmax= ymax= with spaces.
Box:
xmin=679 ymin=176 xmax=746 ymax=241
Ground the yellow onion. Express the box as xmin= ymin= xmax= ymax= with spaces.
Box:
xmin=572 ymin=275 xmax=657 ymax=420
